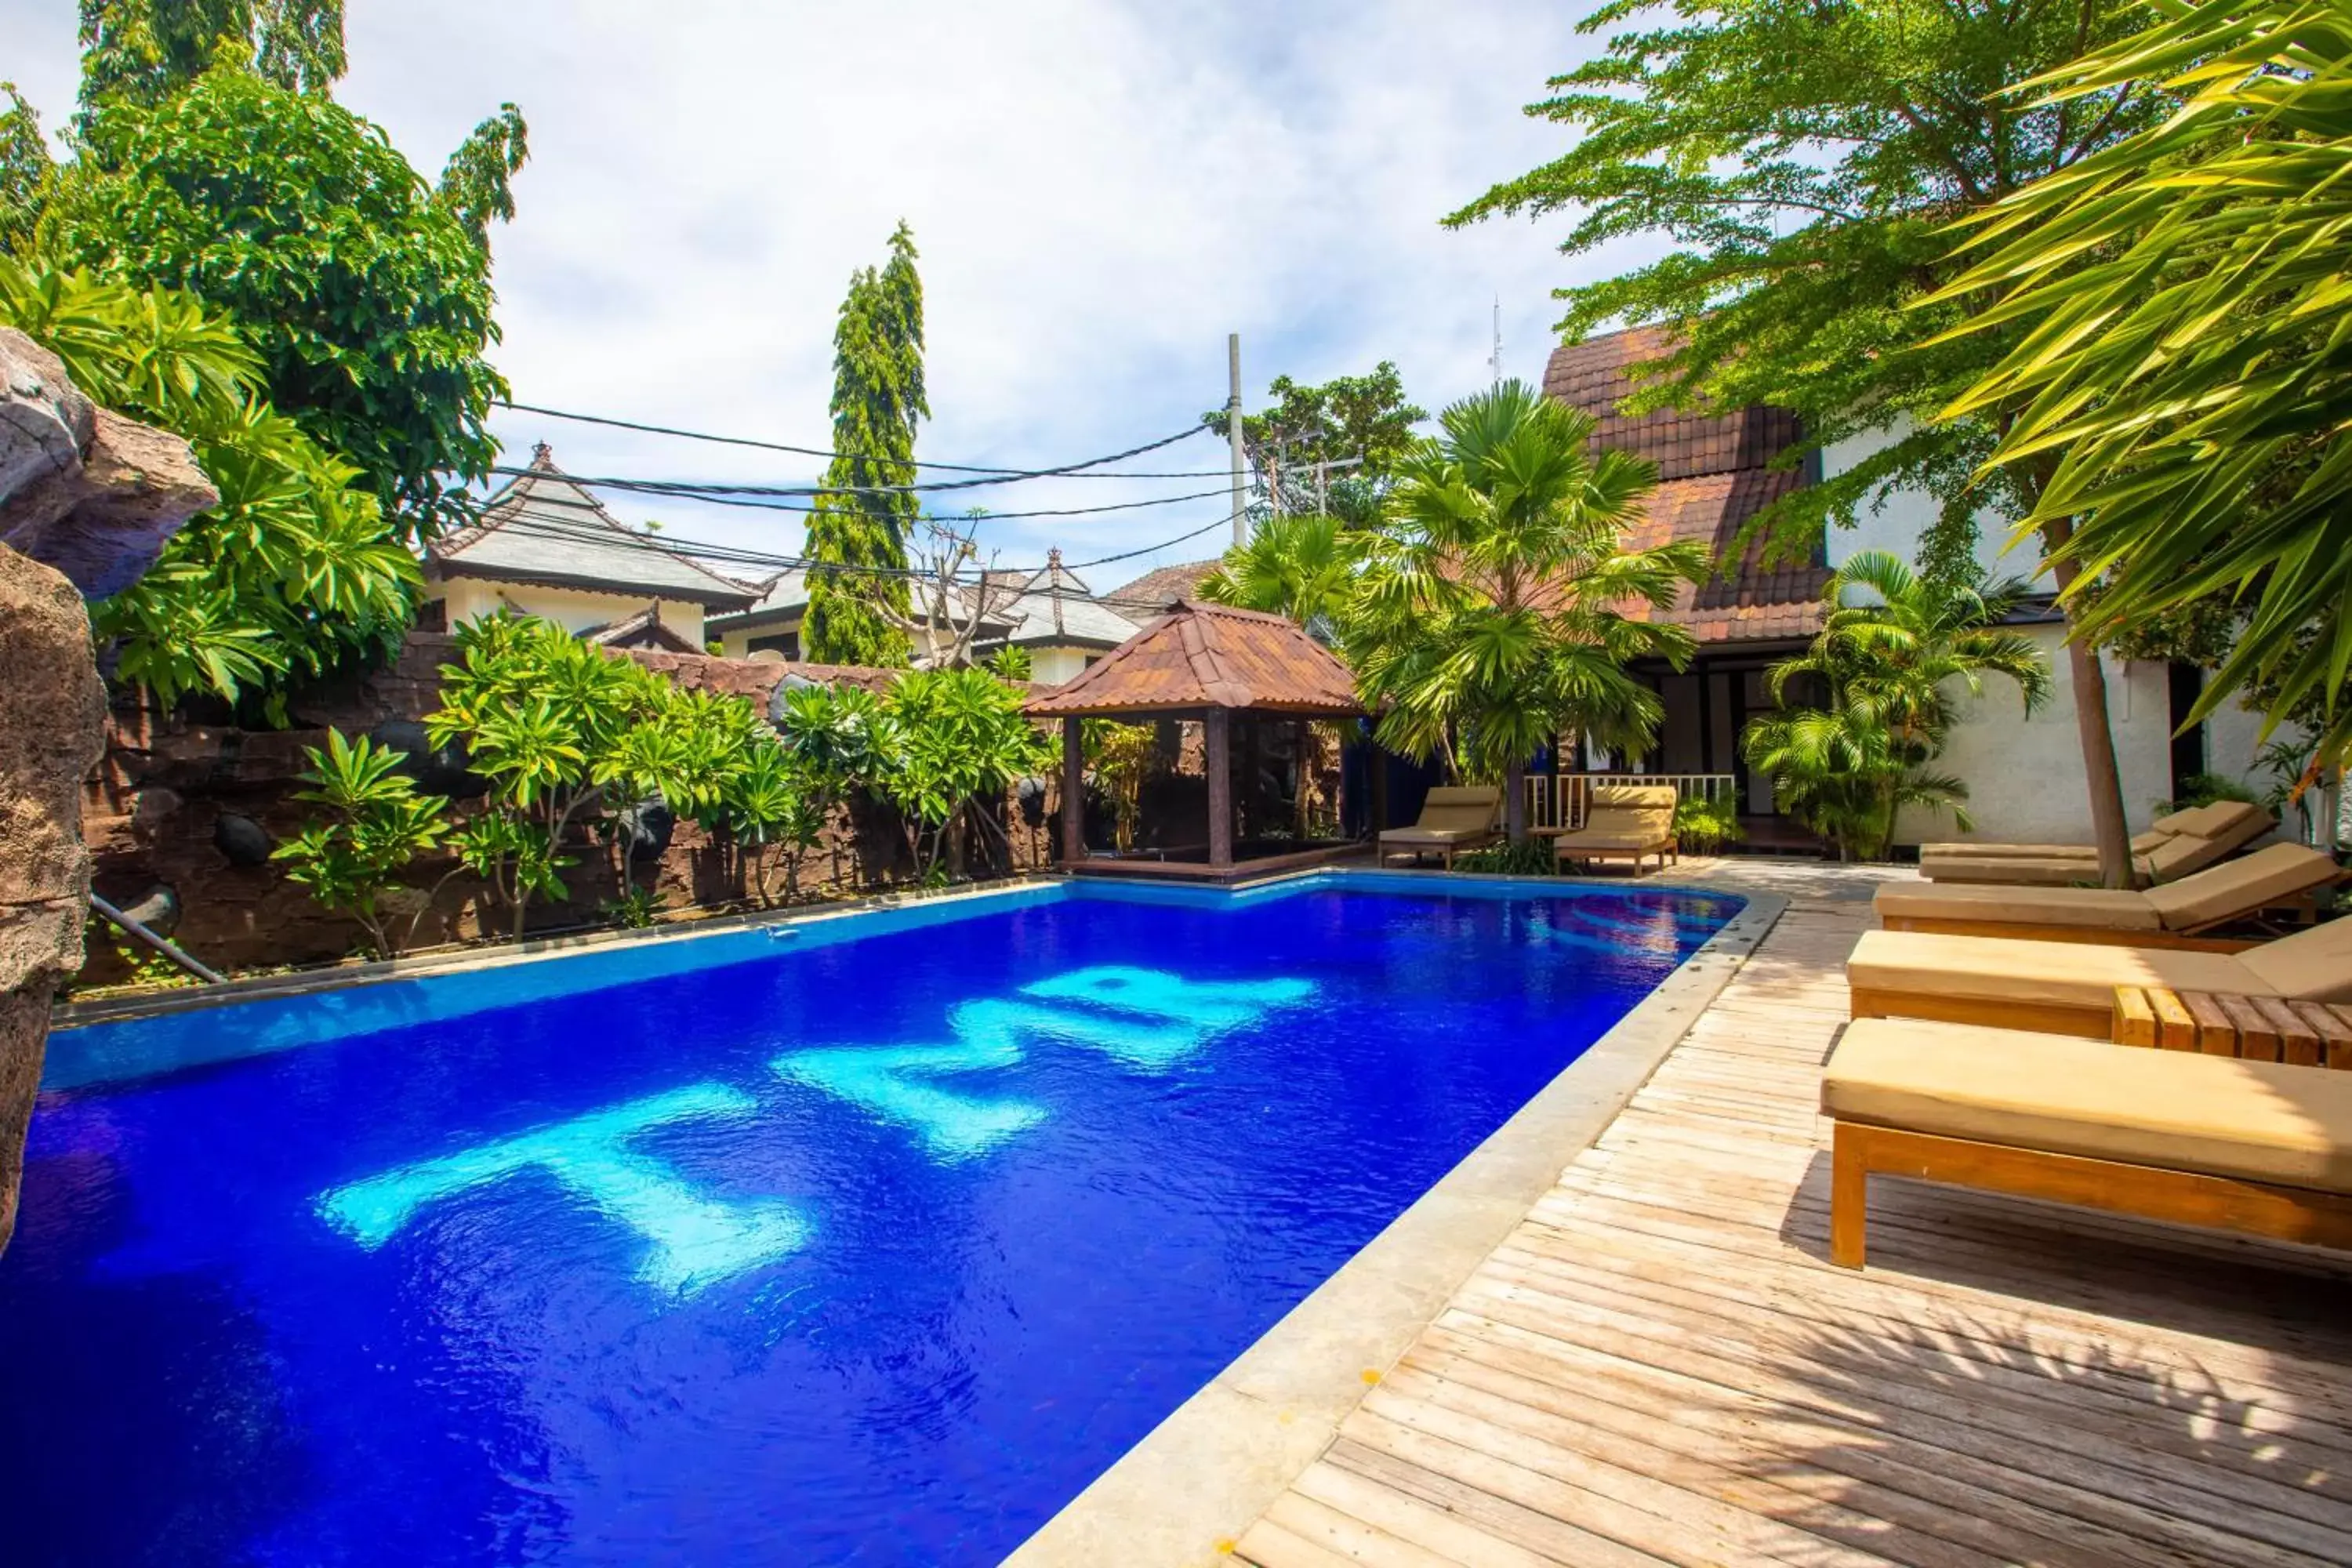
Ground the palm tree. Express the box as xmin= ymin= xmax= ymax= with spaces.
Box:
xmin=1743 ymin=550 xmax=2051 ymax=859
xmin=1196 ymin=512 xmax=1362 ymax=636
xmin=1349 ymin=379 xmax=1709 ymax=843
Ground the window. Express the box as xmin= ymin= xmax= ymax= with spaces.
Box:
xmin=750 ymin=632 xmax=800 ymax=660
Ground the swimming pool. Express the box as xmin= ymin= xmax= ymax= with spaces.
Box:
xmin=0 ymin=873 xmax=1740 ymax=1566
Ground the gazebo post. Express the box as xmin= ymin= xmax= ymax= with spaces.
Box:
xmin=1205 ymin=706 xmax=1234 ymax=869
xmin=1059 ymin=715 xmax=1086 ymax=866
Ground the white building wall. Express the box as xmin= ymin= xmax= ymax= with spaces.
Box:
xmin=434 ymin=577 xmax=710 ymax=646
xmin=1819 ymin=418 xmax=2042 ymax=583
xmin=1028 ymin=646 xmax=1099 ymax=685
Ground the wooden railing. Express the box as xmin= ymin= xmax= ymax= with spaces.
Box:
xmin=1523 ymin=772 xmax=1739 ymax=833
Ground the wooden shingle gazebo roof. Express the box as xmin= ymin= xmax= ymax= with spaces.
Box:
xmin=1024 ymin=599 xmax=1361 ymax=719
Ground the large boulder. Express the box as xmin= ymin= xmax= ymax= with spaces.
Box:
xmin=0 ymin=326 xmax=217 ymax=1254
xmin=0 ymin=547 xmax=108 ymax=1249
xmin=0 ymin=329 xmax=217 ymax=599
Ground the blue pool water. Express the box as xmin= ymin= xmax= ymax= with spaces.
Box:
xmin=0 ymin=875 xmax=1738 ymax=1566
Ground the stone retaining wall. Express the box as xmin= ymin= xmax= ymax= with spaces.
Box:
xmin=76 ymin=637 xmax=1059 ymax=985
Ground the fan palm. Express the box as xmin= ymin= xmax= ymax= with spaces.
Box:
xmin=1196 ymin=511 xmax=1363 ymax=637
xmin=1744 ymin=550 xmax=2050 ymax=858
xmin=1351 ymin=379 xmax=1709 ymax=842
xmin=1937 ymin=0 xmax=2352 ymax=770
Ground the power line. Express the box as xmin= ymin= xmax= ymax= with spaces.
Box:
xmin=495 ymin=401 xmax=1228 ymax=482
xmin=446 ymin=493 xmax=1236 ymax=586
xmin=483 ymin=469 xmax=1240 ymax=520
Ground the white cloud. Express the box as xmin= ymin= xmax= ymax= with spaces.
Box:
xmin=2 ymin=0 xmax=1643 ymax=588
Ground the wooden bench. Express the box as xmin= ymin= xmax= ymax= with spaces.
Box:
xmin=2111 ymin=985 xmax=2352 ymax=1068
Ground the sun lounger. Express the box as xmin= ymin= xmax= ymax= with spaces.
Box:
xmin=1823 ymin=1018 xmax=2352 ymax=1267
xmin=1847 ymin=916 xmax=2352 ymax=1036
xmin=1920 ymin=800 xmax=2239 ymax=861
xmin=1378 ymin=785 xmax=1501 ymax=869
xmin=1873 ymin=842 xmax=2343 ymax=949
xmin=1920 ymin=801 xmax=2274 ymax=887
xmin=1548 ymin=783 xmax=1678 ymax=875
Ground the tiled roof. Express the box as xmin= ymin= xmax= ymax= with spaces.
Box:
xmin=1025 ymin=600 xmax=1361 ymax=717
xmin=976 ymin=550 xmax=1140 ymax=650
xmin=582 ymin=604 xmax=706 ymax=653
xmin=1099 ymin=559 xmax=1220 ymax=615
xmin=428 ymin=445 xmax=759 ymax=609
xmin=1545 ymin=326 xmax=1824 ymax=644
xmin=706 ymin=569 xmax=807 ymax=633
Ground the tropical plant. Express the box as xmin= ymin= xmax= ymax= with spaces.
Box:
xmin=1742 ymin=551 xmax=2050 ymax=859
xmin=0 ymin=258 xmax=419 ymax=714
xmin=1451 ymin=840 xmax=1561 ymax=877
xmin=0 ymin=85 xmax=55 ymax=256
xmin=803 ymin=222 xmax=925 ymax=666
xmin=1672 ymin=796 xmax=1746 ymax=855
xmin=1936 ymin=0 xmax=2352 ymax=777
xmin=272 ymin=729 xmax=448 ymax=959
xmin=74 ymin=0 xmax=349 ymax=105
xmin=32 ymin=56 xmax=523 ymax=541
xmin=984 ymin=644 xmax=1033 ymax=683
xmin=1451 ymin=0 xmax=2170 ymax=885
xmin=1350 ymin=379 xmax=1710 ymax=843
xmin=1081 ymin=720 xmax=1157 ymax=851
xmin=720 ymin=741 xmax=828 ymax=906
xmin=1196 ymin=512 xmax=1364 ymax=637
xmin=878 ymin=666 xmax=1054 ymax=882
xmin=426 ymin=615 xmax=663 ymax=936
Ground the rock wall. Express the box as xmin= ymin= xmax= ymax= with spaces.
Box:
xmin=77 ymin=636 xmax=1061 ymax=983
xmin=1 ymin=328 xmax=216 ymax=1252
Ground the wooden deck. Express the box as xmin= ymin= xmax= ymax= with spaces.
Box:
xmin=1232 ymin=869 xmax=2352 ymax=1568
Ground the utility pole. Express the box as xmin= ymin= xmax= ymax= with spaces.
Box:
xmin=1227 ymin=332 xmax=1247 ymax=546
xmin=1489 ymin=296 xmax=1504 ymax=389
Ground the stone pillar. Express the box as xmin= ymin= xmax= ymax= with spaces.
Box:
xmin=1059 ymin=715 xmax=1086 ymax=866
xmin=1205 ymin=707 xmax=1234 ymax=869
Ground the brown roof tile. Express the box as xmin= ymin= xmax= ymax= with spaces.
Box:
xmin=1099 ymin=559 xmax=1221 ymax=615
xmin=1025 ymin=600 xmax=1360 ymax=718
xmin=1547 ymin=326 xmax=1825 ymax=645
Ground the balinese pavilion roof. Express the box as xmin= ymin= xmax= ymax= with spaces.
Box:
xmin=427 ymin=444 xmax=758 ymax=610
xmin=1025 ymin=599 xmax=1362 ymax=718
xmin=973 ymin=549 xmax=1140 ymax=652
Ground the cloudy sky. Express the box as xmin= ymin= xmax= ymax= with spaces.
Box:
xmin=5 ymin=1 xmax=1646 ymax=593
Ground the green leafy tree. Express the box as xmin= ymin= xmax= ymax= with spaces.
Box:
xmin=984 ymin=644 xmax=1033 ymax=683
xmin=76 ymin=0 xmax=347 ymax=104
xmin=1204 ymin=361 xmax=1428 ymax=500
xmin=1352 ymin=379 xmax=1710 ymax=843
xmin=719 ymin=742 xmax=827 ymax=906
xmin=1743 ymin=550 xmax=2049 ymax=858
xmin=879 ymin=666 xmax=1053 ymax=882
xmin=272 ymin=729 xmax=448 ymax=959
xmin=38 ymin=62 xmax=524 ymax=542
xmin=1452 ymin=0 xmax=2167 ymax=885
xmin=804 ymin=222 xmax=926 ymax=666
xmin=1080 ymin=720 xmax=1157 ymax=851
xmin=0 ymin=258 xmax=419 ymax=714
xmin=1938 ymin=0 xmax=2352 ymax=775
xmin=0 ymin=85 xmax=55 ymax=256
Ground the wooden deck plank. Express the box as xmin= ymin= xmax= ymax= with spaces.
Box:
xmin=1230 ymin=865 xmax=2352 ymax=1568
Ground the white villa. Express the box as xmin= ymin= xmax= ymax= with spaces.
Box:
xmin=423 ymin=445 xmax=756 ymax=651
xmin=1548 ymin=327 xmax=2284 ymax=848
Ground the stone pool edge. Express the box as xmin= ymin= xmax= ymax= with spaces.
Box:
xmin=1001 ymin=881 xmax=1791 ymax=1568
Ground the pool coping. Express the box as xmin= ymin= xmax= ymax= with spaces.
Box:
xmin=1000 ymin=877 xmax=1790 ymax=1568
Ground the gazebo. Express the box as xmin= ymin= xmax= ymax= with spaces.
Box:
xmin=1024 ymin=599 xmax=1366 ymax=880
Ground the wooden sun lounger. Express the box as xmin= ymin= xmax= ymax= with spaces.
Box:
xmin=1824 ymin=1018 xmax=2352 ymax=1268
xmin=1920 ymin=801 xmax=2275 ymax=887
xmin=1873 ymin=842 xmax=2344 ymax=950
xmin=1918 ymin=800 xmax=2230 ymax=862
xmin=1377 ymin=785 xmax=1501 ymax=869
xmin=1546 ymin=783 xmax=1677 ymax=875
xmin=1846 ymin=915 xmax=2352 ymax=1037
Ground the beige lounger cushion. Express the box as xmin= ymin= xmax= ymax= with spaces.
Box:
xmin=1919 ymin=803 xmax=2274 ymax=887
xmin=1846 ymin=930 xmax=2259 ymax=1012
xmin=2143 ymin=843 xmax=2335 ymax=929
xmin=1878 ymin=842 xmax=2336 ymax=932
xmin=1380 ymin=826 xmax=1488 ymax=848
xmin=1875 ymin=880 xmax=2164 ymax=931
xmin=2241 ymin=915 xmax=2352 ymax=1004
xmin=1381 ymin=786 xmax=1499 ymax=848
xmin=1922 ymin=804 xmax=2217 ymax=861
xmin=1917 ymin=852 xmax=2120 ymax=887
xmin=1589 ymin=784 xmax=1676 ymax=811
xmin=1825 ymin=1018 xmax=2352 ymax=1194
xmin=1552 ymin=825 xmax=1668 ymax=851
